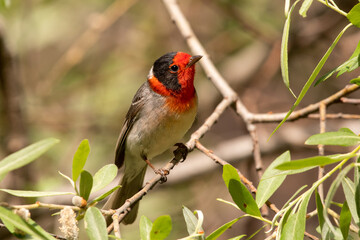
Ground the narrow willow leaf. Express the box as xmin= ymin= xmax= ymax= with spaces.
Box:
xmin=84 ymin=207 xmax=108 ymax=240
xmin=305 ymin=129 xmax=360 ymax=146
xmin=140 ymin=215 xmax=153 ymax=240
xmin=355 ymin=156 xmax=360 ymax=191
xmin=206 ymin=218 xmax=240 ymax=240
xmin=0 ymin=138 xmax=59 ymax=179
xmin=315 ymin=39 xmax=360 ymax=85
xmin=350 ymin=77 xmax=360 ymax=85
xmin=276 ymin=153 xmax=355 ymax=170
xmin=182 ymin=206 xmax=200 ymax=235
xmin=194 ymin=210 xmax=204 ymax=236
xmin=277 ymin=206 xmax=292 ymax=239
xmin=284 ymin=0 xmax=290 ymax=16
xmin=299 ymin=0 xmax=313 ymax=17
xmin=270 ymin=23 xmax=352 ymax=138
xmin=347 ymin=3 xmax=360 ymax=28
xmin=216 ymin=198 xmax=240 ymax=210
xmin=72 ymin=139 xmax=90 ymax=182
xmin=356 ymin=175 xmax=360 ymax=224
xmin=342 ymin=178 xmax=360 ymax=225
xmin=282 ymin=185 xmax=308 ymax=210
xmin=0 ymin=189 xmax=74 ymax=197
xmin=91 ymin=186 xmax=120 ymax=203
xmin=92 ymin=164 xmax=118 ymax=192
xmin=58 ymin=171 xmax=75 ymax=189
xmin=315 ymin=191 xmax=325 ymax=231
xmin=0 ymin=206 xmax=55 ymax=240
xmin=80 ymin=170 xmax=93 ymax=201
xmin=280 ymin=0 xmax=300 ymax=98
xmin=280 ymin=192 xmax=312 ymax=240
xmin=337 ymin=40 xmax=360 ymax=76
xmin=223 ymin=165 xmax=261 ymax=217
xmin=227 ymin=235 xmax=246 ymax=240
xmin=150 ymin=215 xmax=172 ymax=240
xmin=316 ymin=191 xmax=334 ymax=239
xmin=256 ymin=151 xmax=290 ymax=208
xmin=339 ymin=201 xmax=351 ymax=240
xmin=324 ymin=164 xmax=354 ymax=237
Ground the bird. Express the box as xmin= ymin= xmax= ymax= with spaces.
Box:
xmin=103 ymin=52 xmax=202 ymax=225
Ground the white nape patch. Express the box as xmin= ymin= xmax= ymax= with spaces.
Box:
xmin=147 ymin=66 xmax=154 ymax=79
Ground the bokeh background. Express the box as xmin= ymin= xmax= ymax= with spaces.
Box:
xmin=0 ymin=0 xmax=360 ymax=239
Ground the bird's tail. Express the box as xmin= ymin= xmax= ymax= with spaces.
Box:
xmin=103 ymin=166 xmax=147 ymax=225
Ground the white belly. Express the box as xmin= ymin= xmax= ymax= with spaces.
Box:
xmin=126 ymin=100 xmax=197 ymax=161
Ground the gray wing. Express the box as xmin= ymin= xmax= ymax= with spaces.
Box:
xmin=114 ymin=82 xmax=149 ymax=168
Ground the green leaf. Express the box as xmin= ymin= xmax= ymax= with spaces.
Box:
xmin=256 ymin=151 xmax=290 ymax=208
xmin=227 ymin=236 xmax=246 ymax=240
xmin=80 ymin=170 xmax=93 ymax=201
xmin=316 ymin=56 xmax=360 ymax=84
xmin=140 ymin=215 xmax=153 ymax=240
xmin=276 ymin=153 xmax=356 ymax=170
xmin=338 ymin=41 xmax=360 ymax=76
xmin=84 ymin=207 xmax=108 ymax=240
xmin=280 ymin=192 xmax=312 ymax=240
xmin=0 ymin=206 xmax=55 ymax=239
xmin=206 ymin=218 xmax=240 ymax=240
xmin=58 ymin=171 xmax=75 ymax=189
xmin=183 ymin=206 xmax=201 ymax=235
xmin=315 ymin=191 xmax=325 ymax=231
xmin=150 ymin=215 xmax=172 ymax=240
xmin=216 ymin=198 xmax=240 ymax=210
xmin=284 ymin=0 xmax=290 ymax=16
xmin=316 ymin=191 xmax=334 ymax=239
xmin=339 ymin=201 xmax=351 ymax=240
xmin=350 ymin=77 xmax=360 ymax=85
xmin=222 ymin=165 xmax=261 ymax=217
xmin=299 ymin=0 xmax=313 ymax=17
xmin=92 ymin=164 xmax=118 ymax=193
xmin=342 ymin=178 xmax=360 ymax=226
xmin=0 ymin=138 xmax=59 ymax=180
xmin=276 ymin=206 xmax=292 ymax=238
xmin=347 ymin=3 xmax=360 ymax=28
xmin=91 ymin=186 xmax=120 ymax=203
xmin=280 ymin=0 xmax=300 ymax=98
xmin=324 ymin=164 xmax=354 ymax=237
xmin=316 ymin=40 xmax=360 ymax=85
xmin=270 ymin=23 xmax=352 ymax=138
xmin=356 ymin=176 xmax=360 ymax=225
xmin=72 ymin=139 xmax=90 ymax=182
xmin=0 ymin=189 xmax=74 ymax=197
xmin=305 ymin=129 xmax=360 ymax=146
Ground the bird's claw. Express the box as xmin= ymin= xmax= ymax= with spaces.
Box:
xmin=154 ymin=168 xmax=169 ymax=183
xmin=173 ymin=143 xmax=188 ymax=162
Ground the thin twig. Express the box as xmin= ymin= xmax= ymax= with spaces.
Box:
xmin=317 ymin=102 xmax=326 ymax=200
xmin=195 ymin=140 xmax=280 ymax=214
xmin=308 ymin=113 xmax=360 ymax=119
xmin=244 ymin=84 xmax=359 ymax=123
xmin=341 ymin=97 xmax=360 ymax=104
xmin=1 ymin=201 xmax=81 ymax=211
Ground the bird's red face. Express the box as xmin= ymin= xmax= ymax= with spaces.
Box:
xmin=148 ymin=52 xmax=202 ymax=102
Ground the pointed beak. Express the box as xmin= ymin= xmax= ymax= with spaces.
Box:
xmin=186 ymin=55 xmax=202 ymax=68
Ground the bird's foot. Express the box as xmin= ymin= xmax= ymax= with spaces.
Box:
xmin=144 ymin=159 xmax=168 ymax=183
xmin=173 ymin=143 xmax=188 ymax=162
xmin=154 ymin=168 xmax=169 ymax=183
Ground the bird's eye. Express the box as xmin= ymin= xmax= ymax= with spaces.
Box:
xmin=170 ymin=65 xmax=179 ymax=72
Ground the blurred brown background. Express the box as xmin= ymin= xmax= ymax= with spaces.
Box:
xmin=0 ymin=0 xmax=360 ymax=239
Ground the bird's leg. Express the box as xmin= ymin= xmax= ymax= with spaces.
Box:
xmin=144 ymin=159 xmax=168 ymax=183
xmin=173 ymin=143 xmax=188 ymax=162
